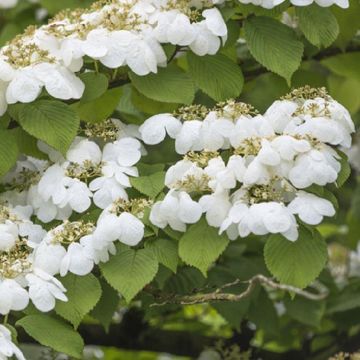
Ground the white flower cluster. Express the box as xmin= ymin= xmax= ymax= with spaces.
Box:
xmin=0 ymin=88 xmax=353 ymax=349
xmin=0 ymin=0 xmax=227 ymax=114
xmin=213 ymin=0 xmax=348 ymax=9
xmin=0 ymin=203 xmax=68 ymax=317
xmin=0 ymin=120 xmax=150 ymax=322
xmin=140 ymin=87 xmax=354 ymax=241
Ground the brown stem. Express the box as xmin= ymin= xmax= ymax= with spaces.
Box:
xmin=150 ymin=274 xmax=328 ymax=307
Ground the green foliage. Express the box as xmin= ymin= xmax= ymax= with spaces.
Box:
xmin=244 ymin=16 xmax=304 ymax=84
xmin=321 ymin=52 xmax=360 ymax=83
xmin=130 ymin=171 xmax=166 ymax=199
xmin=337 ymin=151 xmax=352 ymax=188
xmin=179 ymin=218 xmax=229 ymax=276
xmin=100 ymin=247 xmax=159 ymax=302
xmin=130 ymin=66 xmax=195 ymax=105
xmin=187 ymin=53 xmax=244 ymax=101
xmin=0 ymin=129 xmax=18 ymax=177
xmin=79 ymin=72 xmax=109 ymax=103
xmin=38 ymin=0 xmax=93 ymax=14
xmin=332 ymin=0 xmax=360 ymax=50
xmin=90 ymin=279 xmax=119 ymax=331
xmin=17 ymin=315 xmax=84 ymax=358
xmin=146 ymin=238 xmax=179 ymax=273
xmin=15 ymin=100 xmax=80 ymax=155
xmin=73 ymin=87 xmax=123 ymax=123
xmin=264 ymin=227 xmax=328 ymax=289
xmin=55 ymin=274 xmax=102 ymax=328
xmin=284 ymin=296 xmax=325 ymax=327
xmin=1 ymin=0 xmax=359 ymax=357
xmin=297 ymin=5 xmax=339 ymax=48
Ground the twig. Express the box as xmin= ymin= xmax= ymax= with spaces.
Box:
xmin=150 ymin=274 xmax=328 ymax=307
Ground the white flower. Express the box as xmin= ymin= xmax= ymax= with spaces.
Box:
xmin=154 ymin=11 xmax=196 ymax=46
xmin=0 ymin=221 xmax=18 ymax=252
xmin=140 ymin=113 xmax=182 ymax=145
xmin=288 ymin=147 xmax=340 ymax=188
xmin=27 ymin=184 xmax=72 ymax=223
xmin=165 ymin=159 xmax=204 ymax=188
xmin=189 ymin=8 xmax=227 ymax=56
xmin=60 ymin=241 xmax=95 ymax=277
xmin=96 ymin=210 xmax=145 ymax=247
xmin=271 ymin=135 xmax=311 ymax=161
xmin=80 ymin=234 xmax=116 ymax=265
xmin=126 ymin=34 xmax=166 ymax=75
xmin=6 ymin=64 xmax=84 ymax=104
xmin=26 ymin=269 xmax=67 ymax=312
xmin=243 ymin=158 xmax=273 ymax=186
xmin=230 ymin=114 xmax=274 ymax=148
xmin=150 ymin=190 xmax=202 ymax=232
xmin=189 ymin=22 xmax=221 ymax=56
xmin=264 ymin=100 xmax=298 ymax=133
xmin=205 ymin=157 xmax=237 ymax=192
xmin=0 ymin=280 xmax=29 ymax=315
xmin=82 ymin=29 xmax=132 ymax=68
xmin=175 ymin=120 xmax=203 ymax=154
xmin=66 ymin=137 xmax=102 ymax=164
xmin=199 ymin=191 xmax=231 ymax=227
xmin=0 ymin=325 xmax=25 ymax=360
xmin=285 ymin=98 xmax=355 ymax=148
xmin=33 ymin=242 xmax=66 ymax=276
xmin=92 ymin=213 xmax=123 ymax=250
xmin=237 ymin=0 xmax=285 ymax=9
xmin=89 ymin=174 xmax=130 ymax=209
xmin=202 ymin=8 xmax=228 ymax=38
xmin=199 ymin=112 xmax=234 ymax=151
xmin=38 ymin=164 xmax=92 ymax=214
xmin=291 ymin=0 xmax=348 ymax=7
xmin=0 ymin=0 xmax=18 ymax=9
xmin=102 ymin=137 xmax=142 ymax=167
xmin=221 ymin=201 xmax=298 ymax=241
xmin=288 ymin=191 xmax=335 ymax=225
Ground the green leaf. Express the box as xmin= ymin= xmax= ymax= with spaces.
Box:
xmin=73 ymin=87 xmax=123 ymax=123
xmin=39 ymin=0 xmax=93 ymax=14
xmin=146 ymin=238 xmax=179 ymax=273
xmin=244 ymin=16 xmax=304 ymax=84
xmin=130 ymin=171 xmax=165 ymax=199
xmin=240 ymin=72 xmax=289 ymax=112
xmin=131 ymin=88 xmax=179 ymax=115
xmin=79 ymin=72 xmax=109 ymax=103
xmin=137 ymin=163 xmax=165 ymax=176
xmin=248 ymin=288 xmax=279 ymax=334
xmin=296 ymin=5 xmax=339 ymax=48
xmin=164 ymin=267 xmax=206 ymax=295
xmin=327 ymin=281 xmax=360 ymax=313
xmin=11 ymin=128 xmax=46 ymax=159
xmin=130 ymin=65 xmax=195 ymax=105
xmin=187 ymin=53 xmax=244 ymax=101
xmin=264 ymin=227 xmax=328 ymax=289
xmin=179 ymin=217 xmax=229 ymax=276
xmin=0 ymin=129 xmax=19 ymax=177
xmin=0 ymin=23 xmax=21 ymax=46
xmin=17 ymin=315 xmax=84 ymax=358
xmin=328 ymin=73 xmax=360 ymax=115
xmin=285 ymin=296 xmax=325 ymax=327
xmin=55 ymin=274 xmax=102 ymax=329
xmin=321 ymin=52 xmax=360 ymax=83
xmin=90 ymin=279 xmax=119 ymax=332
xmin=337 ymin=151 xmax=351 ymax=188
xmin=17 ymin=100 xmax=79 ymax=155
xmin=100 ymin=247 xmax=159 ymax=303
xmin=332 ymin=0 xmax=360 ymax=50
